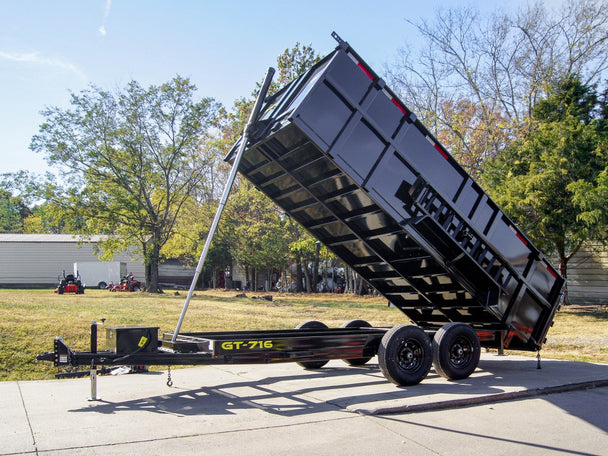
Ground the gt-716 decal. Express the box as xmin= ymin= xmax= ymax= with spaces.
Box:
xmin=220 ymin=340 xmax=274 ymax=350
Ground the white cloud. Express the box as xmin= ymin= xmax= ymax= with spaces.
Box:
xmin=0 ymin=50 xmax=87 ymax=82
xmin=103 ymin=0 xmax=112 ymax=18
xmin=99 ymin=0 xmax=112 ymax=37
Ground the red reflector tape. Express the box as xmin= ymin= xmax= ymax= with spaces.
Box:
xmin=357 ymin=62 xmax=374 ymax=80
xmin=515 ymin=232 xmax=528 ymax=246
xmin=509 ymin=225 xmax=529 ymax=246
xmin=434 ymin=143 xmax=449 ymax=160
xmin=546 ymin=265 xmax=558 ymax=278
xmin=391 ymin=98 xmax=407 ymax=115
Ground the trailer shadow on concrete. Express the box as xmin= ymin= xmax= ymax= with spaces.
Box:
xmin=67 ymin=354 xmax=608 ymax=432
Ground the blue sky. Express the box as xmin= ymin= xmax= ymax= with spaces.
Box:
xmin=1 ymin=0 xmax=561 ymax=175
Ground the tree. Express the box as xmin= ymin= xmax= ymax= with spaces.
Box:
xmin=30 ymin=77 xmax=222 ymax=292
xmin=387 ymin=0 xmax=608 ymax=171
xmin=225 ymin=42 xmax=321 ymax=138
xmin=482 ymin=75 xmax=608 ymax=301
xmin=569 ymin=168 xmax=608 ymax=244
xmin=274 ymin=42 xmax=321 ymax=87
xmin=0 ymin=189 xmax=28 ymax=232
xmin=285 ymin=218 xmax=315 ymax=293
xmin=184 ymin=42 xmax=321 ymax=292
xmin=271 ymin=44 xmax=322 ymax=292
xmin=221 ymin=180 xmax=290 ymax=291
xmin=433 ymin=98 xmax=511 ymax=179
xmin=158 ymin=132 xmax=234 ymax=287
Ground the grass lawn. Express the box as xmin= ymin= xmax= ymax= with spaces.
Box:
xmin=0 ymin=288 xmax=606 ymax=381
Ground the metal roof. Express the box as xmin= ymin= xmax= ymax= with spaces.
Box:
xmin=0 ymin=234 xmax=108 ymax=243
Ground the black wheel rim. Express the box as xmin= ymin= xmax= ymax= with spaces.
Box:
xmin=449 ymin=336 xmax=474 ymax=368
xmin=397 ymin=338 xmax=425 ymax=372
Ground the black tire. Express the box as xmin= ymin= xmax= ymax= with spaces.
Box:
xmin=432 ymin=323 xmax=480 ymax=380
xmin=98 ymin=282 xmax=107 ymax=289
xmin=295 ymin=320 xmax=329 ymax=369
xmin=57 ymin=287 xmax=64 ymax=295
xmin=341 ymin=319 xmax=373 ymax=366
xmin=378 ymin=324 xmax=432 ymax=386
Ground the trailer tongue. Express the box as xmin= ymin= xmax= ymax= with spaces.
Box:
xmin=37 ymin=33 xmax=564 ymax=389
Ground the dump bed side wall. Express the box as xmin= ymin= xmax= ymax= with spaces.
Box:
xmin=234 ymin=45 xmax=563 ymax=350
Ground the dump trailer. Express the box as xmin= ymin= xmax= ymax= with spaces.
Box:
xmin=37 ymin=33 xmax=564 ymax=387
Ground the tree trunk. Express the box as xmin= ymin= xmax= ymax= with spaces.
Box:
xmin=143 ymin=238 xmax=162 ymax=293
xmin=303 ymin=260 xmax=312 ymax=293
xmin=312 ymin=241 xmax=320 ymax=293
xmin=344 ymin=267 xmax=352 ymax=294
xmin=295 ymin=257 xmax=303 ymax=292
xmin=356 ymin=276 xmax=364 ymax=295
xmin=557 ymin=250 xmax=569 ymax=305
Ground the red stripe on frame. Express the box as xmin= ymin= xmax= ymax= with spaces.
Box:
xmin=357 ymin=62 xmax=374 ymax=80
xmin=546 ymin=265 xmax=558 ymax=278
xmin=391 ymin=98 xmax=407 ymax=115
xmin=516 ymin=232 xmax=528 ymax=245
xmin=434 ymin=143 xmax=449 ymax=160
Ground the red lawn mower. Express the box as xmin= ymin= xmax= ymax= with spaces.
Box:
xmin=55 ymin=271 xmax=85 ymax=294
xmin=107 ymin=273 xmax=142 ymax=292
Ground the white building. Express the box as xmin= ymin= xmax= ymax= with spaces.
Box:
xmin=567 ymin=244 xmax=608 ymax=305
xmin=0 ymin=234 xmax=145 ymax=287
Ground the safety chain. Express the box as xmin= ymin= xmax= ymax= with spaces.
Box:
xmin=166 ymin=366 xmax=173 ymax=387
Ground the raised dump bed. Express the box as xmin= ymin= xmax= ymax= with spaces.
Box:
xmin=227 ymin=33 xmax=564 ymax=354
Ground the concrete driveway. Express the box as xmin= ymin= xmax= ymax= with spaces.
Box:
xmin=2 ymin=353 xmax=607 ymax=455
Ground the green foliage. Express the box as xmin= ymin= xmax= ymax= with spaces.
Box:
xmin=533 ymin=75 xmax=601 ymax=123
xmin=223 ymin=43 xmax=321 ymax=145
xmin=29 ymin=76 xmax=222 ymax=291
xmin=170 ymin=43 xmax=322 ymax=290
xmin=221 ymin=180 xmax=290 ymax=275
xmin=569 ymin=166 xmax=608 ymax=237
xmin=0 ymin=173 xmax=37 ymax=232
xmin=0 ymin=190 xmax=26 ymax=232
xmin=274 ymin=42 xmax=321 ymax=87
xmin=483 ymin=75 xmax=608 ymax=280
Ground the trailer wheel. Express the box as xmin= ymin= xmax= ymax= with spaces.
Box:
xmin=378 ymin=325 xmax=432 ymax=386
xmin=341 ymin=320 xmax=373 ymax=366
xmin=295 ymin=320 xmax=329 ymax=369
xmin=432 ymin=323 xmax=480 ymax=380
xmin=98 ymin=282 xmax=107 ymax=289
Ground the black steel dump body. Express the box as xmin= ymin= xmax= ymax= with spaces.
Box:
xmin=227 ymin=35 xmax=564 ymax=352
